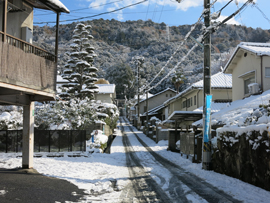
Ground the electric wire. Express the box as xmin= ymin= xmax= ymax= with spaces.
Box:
xmin=34 ymin=0 xmax=147 ymax=24
xmin=142 ymin=0 xmax=219 ymax=92
xmin=158 ymin=1 xmax=165 ymax=23
xmin=252 ymin=3 xmax=270 ymax=25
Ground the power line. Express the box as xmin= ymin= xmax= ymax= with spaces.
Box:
xmin=252 ymin=3 xmax=270 ymax=26
xmin=34 ymin=0 xmax=147 ymax=24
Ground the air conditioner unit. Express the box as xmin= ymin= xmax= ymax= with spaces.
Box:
xmin=248 ymin=83 xmax=260 ymax=95
xmin=21 ymin=27 xmax=32 ymax=43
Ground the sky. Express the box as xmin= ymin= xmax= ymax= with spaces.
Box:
xmin=33 ymin=0 xmax=270 ymax=30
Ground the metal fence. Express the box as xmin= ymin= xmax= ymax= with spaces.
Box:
xmin=0 ymin=130 xmax=86 ymax=153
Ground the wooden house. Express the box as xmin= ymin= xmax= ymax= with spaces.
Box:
xmin=0 ymin=0 xmax=69 ymax=169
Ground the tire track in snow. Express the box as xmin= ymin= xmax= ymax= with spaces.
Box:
xmin=122 ymin=117 xmax=242 ymax=203
xmin=119 ymin=118 xmax=173 ymax=203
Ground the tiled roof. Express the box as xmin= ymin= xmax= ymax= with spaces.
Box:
xmin=192 ymin=72 xmax=232 ymax=88
xmin=96 ymin=84 xmax=115 ymax=94
xmin=164 ymin=72 xmax=232 ymax=105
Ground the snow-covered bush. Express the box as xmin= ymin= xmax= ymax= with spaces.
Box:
xmin=87 ymin=130 xmax=108 ymax=153
xmin=0 ymin=106 xmax=23 ymax=130
xmin=35 ymin=98 xmax=97 ymax=130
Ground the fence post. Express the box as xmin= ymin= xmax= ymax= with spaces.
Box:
xmin=6 ymin=130 xmax=8 ymax=153
xmin=48 ymin=131 xmax=51 ymax=153
xmin=59 ymin=131 xmax=61 ymax=152
xmin=84 ymin=131 xmax=86 ymax=152
xmin=70 ymin=131 xmax=72 ymax=152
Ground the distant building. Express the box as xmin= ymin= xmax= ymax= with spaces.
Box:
xmin=94 ymin=79 xmax=116 ymax=104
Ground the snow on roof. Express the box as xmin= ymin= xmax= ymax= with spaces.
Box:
xmin=134 ymin=92 xmax=154 ymax=100
xmin=224 ymin=42 xmax=270 ymax=73
xmin=139 ymin=88 xmax=176 ymax=104
xmin=192 ymin=89 xmax=270 ymax=128
xmin=46 ymin=0 xmax=70 ymax=13
xmin=143 ymin=104 xmax=165 ymax=116
xmin=239 ymin=42 xmax=270 ymax=56
xmin=193 ymin=102 xmax=230 ymax=113
xmin=96 ymin=84 xmax=115 ymax=94
xmin=165 ymin=72 xmax=232 ymax=105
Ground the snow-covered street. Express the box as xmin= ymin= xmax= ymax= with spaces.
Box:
xmin=1 ymin=117 xmax=270 ymax=202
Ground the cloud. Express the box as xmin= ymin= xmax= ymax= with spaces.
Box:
xmin=84 ymin=0 xmax=253 ymax=21
xmin=215 ymin=15 xmax=241 ymax=25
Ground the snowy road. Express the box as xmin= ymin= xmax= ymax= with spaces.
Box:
xmin=1 ymin=117 xmax=270 ymax=202
xmin=119 ymin=117 xmax=241 ymax=203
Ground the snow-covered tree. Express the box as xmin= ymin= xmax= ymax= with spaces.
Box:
xmin=60 ymin=23 xmax=99 ymax=100
xmin=171 ymin=69 xmax=186 ymax=93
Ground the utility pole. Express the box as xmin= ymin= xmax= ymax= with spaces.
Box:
xmin=202 ymin=0 xmax=212 ymax=170
xmin=146 ymin=89 xmax=149 ymax=134
xmin=133 ymin=56 xmax=144 ymax=129
xmin=137 ymin=64 xmax=140 ymax=129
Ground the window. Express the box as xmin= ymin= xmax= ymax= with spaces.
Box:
xmin=244 ymin=76 xmax=255 ymax=95
xmin=194 ymin=95 xmax=196 ymax=105
xmin=166 ymin=94 xmax=168 ymax=97
xmin=144 ymin=106 xmax=147 ymax=112
xmin=266 ymin=67 xmax=270 ymax=77
xmin=183 ymin=101 xmax=186 ymax=109
xmin=191 ymin=97 xmax=193 ymax=106
xmin=187 ymin=98 xmax=190 ymax=108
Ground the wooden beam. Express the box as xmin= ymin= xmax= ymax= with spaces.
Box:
xmin=0 ymin=82 xmax=55 ymax=99
xmin=2 ymin=0 xmax=7 ymax=42
xmin=0 ymin=95 xmax=30 ymax=106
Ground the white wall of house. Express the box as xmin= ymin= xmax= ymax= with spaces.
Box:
xmin=168 ymin=88 xmax=232 ymax=116
xmin=0 ymin=1 xmax=34 ymax=41
xmin=95 ymin=94 xmax=113 ymax=104
xmin=138 ymin=89 xmax=176 ymax=115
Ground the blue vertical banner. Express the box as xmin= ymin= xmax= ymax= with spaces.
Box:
xmin=204 ymin=95 xmax=212 ymax=143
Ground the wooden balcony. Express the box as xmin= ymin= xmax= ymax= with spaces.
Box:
xmin=0 ymin=32 xmax=57 ymax=104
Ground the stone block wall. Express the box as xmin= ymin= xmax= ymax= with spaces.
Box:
xmin=213 ymin=130 xmax=270 ymax=191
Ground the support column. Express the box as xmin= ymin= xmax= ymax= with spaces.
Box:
xmin=22 ymin=101 xmax=35 ymax=169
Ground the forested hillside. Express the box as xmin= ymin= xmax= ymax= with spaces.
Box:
xmin=33 ymin=19 xmax=270 ymax=98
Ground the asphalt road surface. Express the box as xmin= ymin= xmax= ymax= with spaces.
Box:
xmin=118 ymin=117 xmax=242 ymax=203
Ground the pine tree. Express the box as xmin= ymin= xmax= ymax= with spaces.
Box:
xmin=60 ymin=23 xmax=99 ymax=100
xmin=171 ymin=69 xmax=186 ymax=93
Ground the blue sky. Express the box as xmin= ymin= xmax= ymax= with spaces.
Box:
xmin=34 ymin=0 xmax=270 ymax=30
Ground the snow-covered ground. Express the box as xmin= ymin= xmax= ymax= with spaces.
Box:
xmin=1 ymin=121 xmax=270 ymax=202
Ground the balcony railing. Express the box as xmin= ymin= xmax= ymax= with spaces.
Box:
xmin=0 ymin=31 xmax=56 ymax=62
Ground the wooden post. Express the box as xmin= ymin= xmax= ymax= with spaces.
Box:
xmin=2 ymin=0 xmax=7 ymax=42
xmin=203 ymin=0 xmax=212 ymax=170
xmin=22 ymin=101 xmax=35 ymax=169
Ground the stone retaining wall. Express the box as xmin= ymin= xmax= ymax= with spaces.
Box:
xmin=213 ymin=130 xmax=270 ymax=191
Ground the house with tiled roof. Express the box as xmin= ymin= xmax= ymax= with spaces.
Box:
xmin=224 ymin=42 xmax=270 ymax=101
xmin=133 ymin=88 xmax=177 ymax=125
xmin=162 ymin=72 xmax=232 ymax=125
xmin=94 ymin=83 xmax=116 ymax=104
